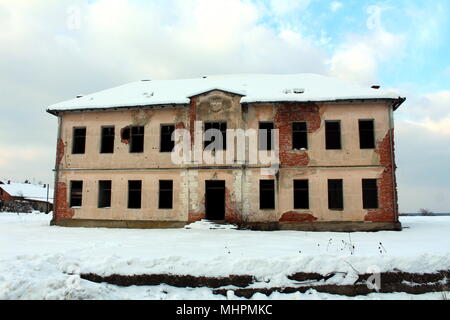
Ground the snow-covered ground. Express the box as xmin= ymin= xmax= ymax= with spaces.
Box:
xmin=0 ymin=213 xmax=449 ymax=300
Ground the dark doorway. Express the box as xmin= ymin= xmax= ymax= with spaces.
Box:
xmin=205 ymin=180 xmax=225 ymax=220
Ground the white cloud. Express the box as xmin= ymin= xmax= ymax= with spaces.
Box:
xmin=396 ymin=90 xmax=450 ymax=122
xmin=269 ymin=0 xmax=310 ymax=15
xmin=0 ymin=0 xmax=328 ymax=185
xmin=66 ymin=0 xmax=326 ymax=79
xmin=394 ymin=87 xmax=450 ymax=212
xmin=405 ymin=116 xmax=450 ymax=135
xmin=0 ymin=0 xmax=328 ymax=92
xmin=327 ymin=5 xmax=405 ymax=85
xmin=328 ymin=43 xmax=377 ymax=85
xmin=0 ymin=143 xmax=54 ymax=184
xmin=330 ymin=1 xmax=342 ymax=12
xmin=397 ymin=184 xmax=450 ymax=214
xmin=403 ymin=2 xmax=447 ymax=49
xmin=395 ymin=118 xmax=450 ymax=212
xmin=0 ymin=146 xmax=48 ymax=168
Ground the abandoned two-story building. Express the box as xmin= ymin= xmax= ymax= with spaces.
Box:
xmin=47 ymin=74 xmax=405 ymax=231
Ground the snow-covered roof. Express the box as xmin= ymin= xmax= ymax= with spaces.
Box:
xmin=0 ymin=183 xmax=54 ymax=204
xmin=47 ymin=73 xmax=405 ymax=113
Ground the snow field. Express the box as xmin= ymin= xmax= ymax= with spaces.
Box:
xmin=0 ymin=213 xmax=449 ymax=299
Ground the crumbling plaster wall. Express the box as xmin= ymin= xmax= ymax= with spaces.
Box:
xmin=59 ymin=107 xmax=188 ymax=170
xmin=53 ymin=92 xmax=397 ymax=224
xmin=58 ymin=170 xmax=186 ymax=221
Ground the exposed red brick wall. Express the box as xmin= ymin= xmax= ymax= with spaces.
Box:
xmin=189 ymin=97 xmax=197 ymax=147
xmin=279 ymin=211 xmax=318 ymax=222
xmin=188 ymin=192 xmax=205 ymax=222
xmin=53 ymin=182 xmax=74 ymax=220
xmin=274 ymin=102 xmax=321 ymax=167
xmin=56 ymin=138 xmax=65 ymax=167
xmin=188 ymin=211 xmax=204 ymax=222
xmin=225 ymin=187 xmax=240 ymax=223
xmin=365 ymin=129 xmax=398 ymax=223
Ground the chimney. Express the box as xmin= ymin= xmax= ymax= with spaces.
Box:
xmin=7 ymin=180 xmax=10 ymax=184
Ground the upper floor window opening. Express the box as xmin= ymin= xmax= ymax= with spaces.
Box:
xmin=259 ymin=122 xmax=275 ymax=151
xmin=72 ymin=127 xmax=86 ymax=154
xmin=359 ymin=120 xmax=375 ymax=149
xmin=204 ymin=122 xmax=227 ymax=150
xmin=100 ymin=126 xmax=115 ymax=154
xmin=160 ymin=124 xmax=175 ymax=153
xmin=325 ymin=120 xmax=341 ymax=150
xmin=292 ymin=122 xmax=308 ymax=150
xmin=130 ymin=126 xmax=145 ymax=153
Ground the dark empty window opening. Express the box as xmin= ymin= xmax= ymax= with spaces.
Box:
xmin=325 ymin=121 xmax=341 ymax=150
xmin=121 ymin=126 xmax=130 ymax=142
xmin=260 ymin=180 xmax=275 ymax=209
xmin=259 ymin=122 xmax=274 ymax=150
xmin=100 ymin=126 xmax=115 ymax=153
xmin=160 ymin=125 xmax=175 ymax=152
xmin=362 ymin=179 xmax=378 ymax=209
xmin=72 ymin=127 xmax=86 ymax=154
xmin=294 ymin=179 xmax=309 ymax=209
xmin=159 ymin=180 xmax=173 ymax=209
xmin=70 ymin=181 xmax=83 ymax=207
xmin=130 ymin=126 xmax=144 ymax=153
xmin=359 ymin=120 xmax=375 ymax=149
xmin=292 ymin=122 xmax=308 ymax=150
xmin=128 ymin=180 xmax=142 ymax=209
xmin=204 ymin=122 xmax=227 ymax=150
xmin=328 ymin=179 xmax=343 ymax=210
xmin=98 ymin=180 xmax=112 ymax=208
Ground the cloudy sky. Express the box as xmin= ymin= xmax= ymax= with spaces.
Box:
xmin=1 ymin=0 xmax=449 ymax=213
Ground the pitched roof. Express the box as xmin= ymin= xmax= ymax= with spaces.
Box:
xmin=47 ymin=73 xmax=405 ymax=113
xmin=0 ymin=183 xmax=54 ymax=204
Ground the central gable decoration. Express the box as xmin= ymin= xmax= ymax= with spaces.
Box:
xmin=198 ymin=94 xmax=233 ymax=113
xmin=210 ymin=97 xmax=223 ymax=112
xmin=193 ymin=89 xmax=242 ymax=114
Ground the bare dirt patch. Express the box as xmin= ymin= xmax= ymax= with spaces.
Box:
xmin=80 ymin=270 xmax=449 ymax=298
xmin=80 ymin=273 xmax=254 ymax=288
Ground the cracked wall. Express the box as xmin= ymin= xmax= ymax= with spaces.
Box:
xmin=364 ymin=129 xmax=398 ymax=222
xmin=52 ymin=96 xmax=398 ymax=226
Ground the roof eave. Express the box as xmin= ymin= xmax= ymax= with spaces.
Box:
xmin=47 ymin=97 xmax=406 ymax=115
xmin=243 ymin=97 xmax=406 ymax=106
xmin=46 ymin=102 xmax=189 ymax=116
xmin=392 ymin=97 xmax=406 ymax=111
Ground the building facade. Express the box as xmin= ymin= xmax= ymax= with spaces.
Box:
xmin=47 ymin=74 xmax=405 ymax=231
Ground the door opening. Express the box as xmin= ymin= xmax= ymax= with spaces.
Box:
xmin=205 ymin=180 xmax=225 ymax=221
